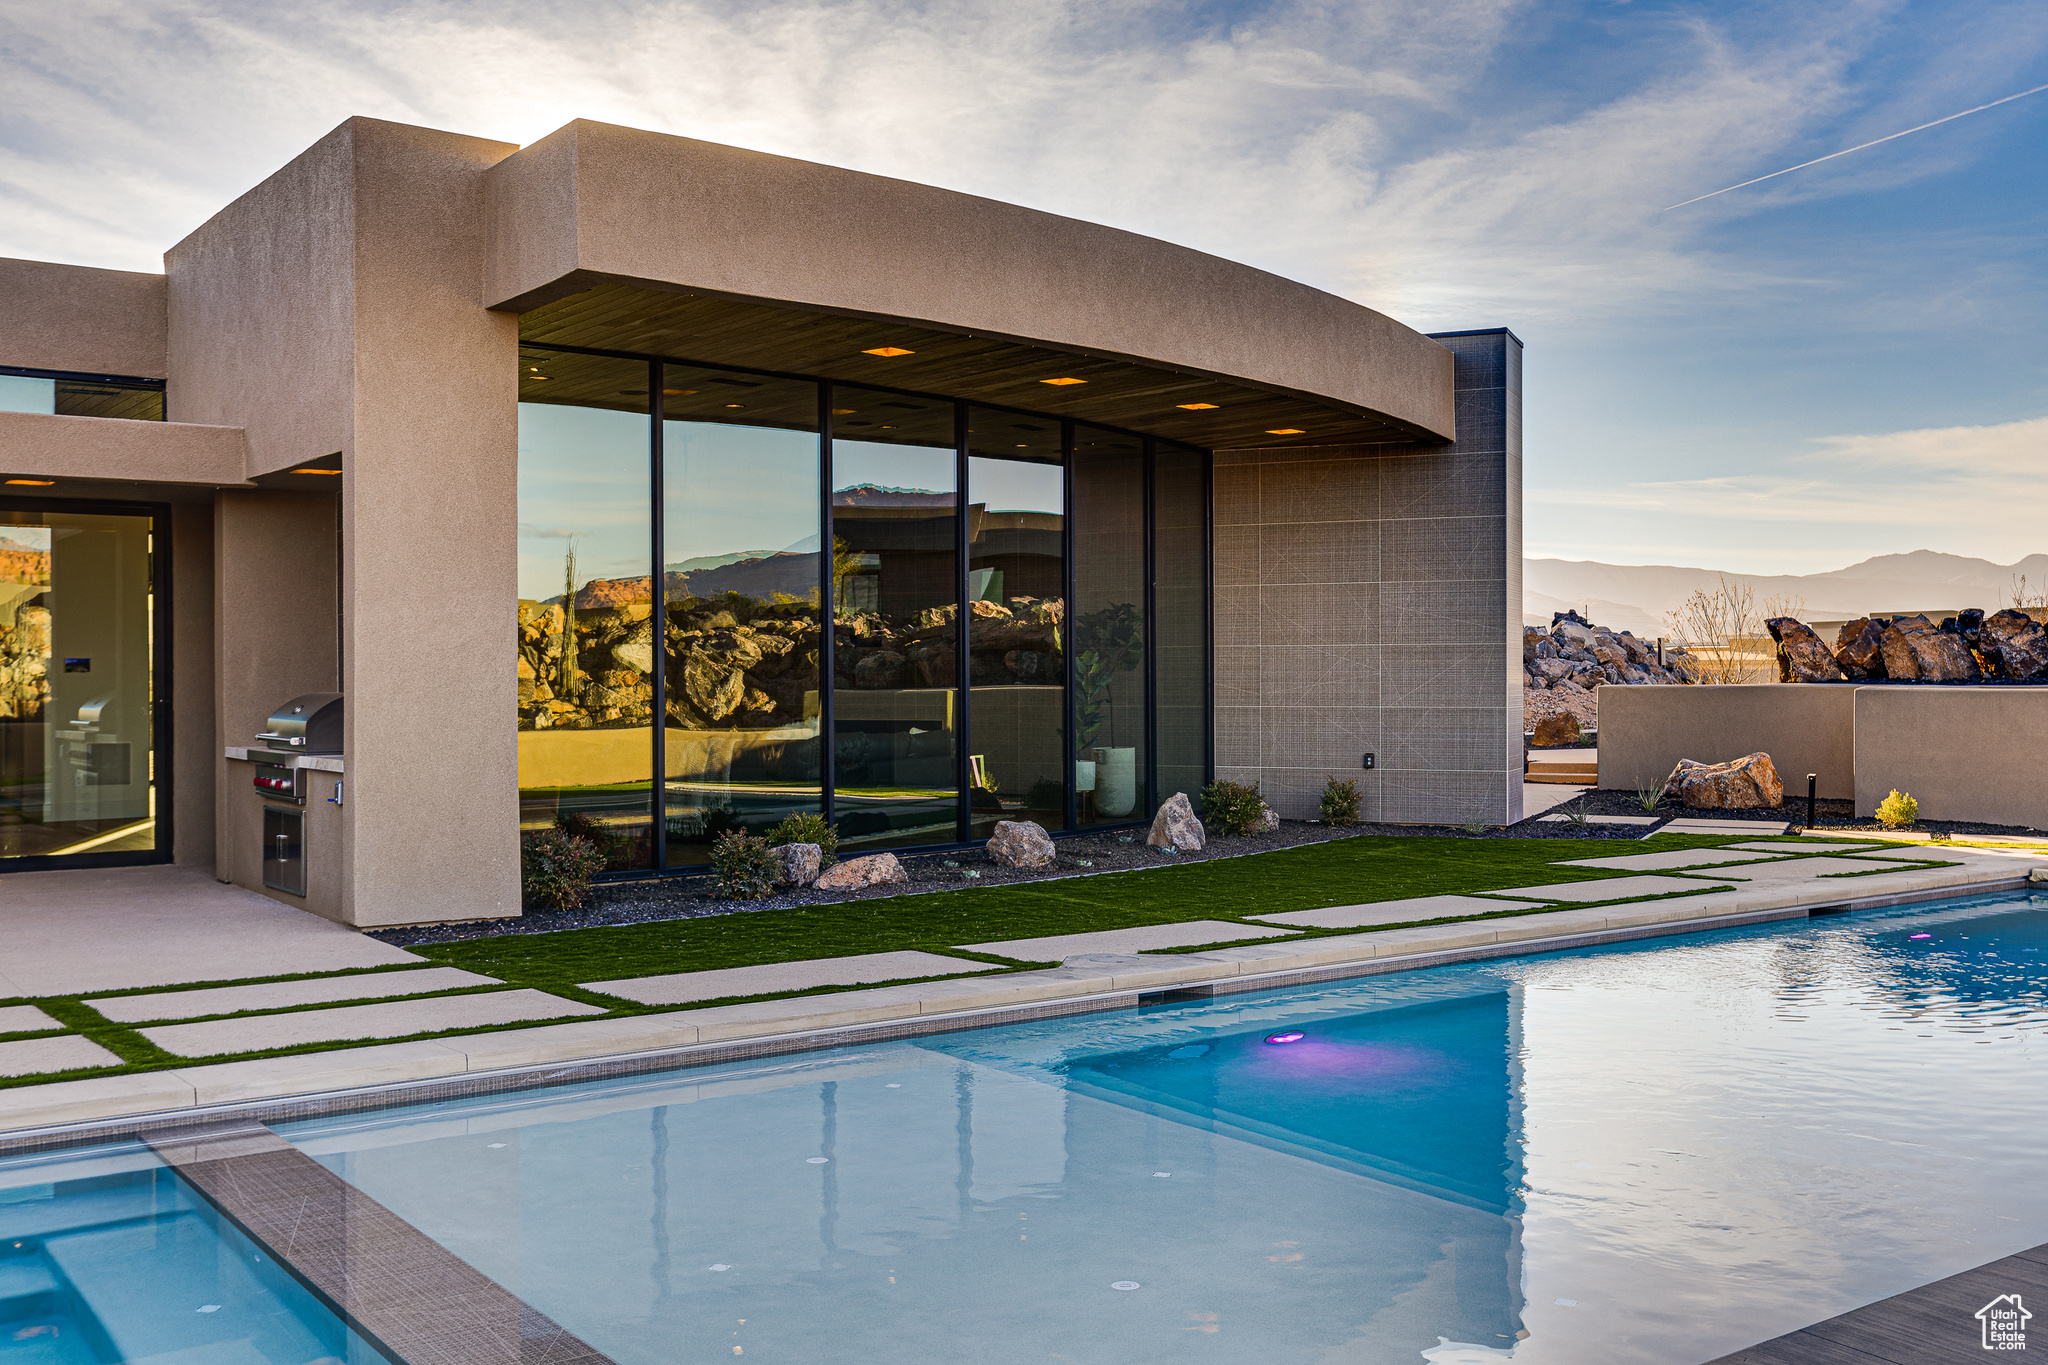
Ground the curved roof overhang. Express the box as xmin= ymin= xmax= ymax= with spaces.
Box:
xmin=485 ymin=121 xmax=1455 ymax=450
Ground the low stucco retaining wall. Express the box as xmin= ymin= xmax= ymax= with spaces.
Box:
xmin=1598 ymin=684 xmax=1859 ymax=799
xmin=1600 ymin=682 xmax=2048 ymax=826
xmin=1855 ymin=687 xmax=2048 ymax=827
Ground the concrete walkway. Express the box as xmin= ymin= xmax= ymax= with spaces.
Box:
xmin=0 ymin=864 xmax=423 ymax=995
xmin=2 ymin=841 xmax=2039 ymax=1136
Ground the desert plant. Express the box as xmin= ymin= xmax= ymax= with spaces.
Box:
xmin=767 ymin=811 xmax=839 ymax=866
xmin=1319 ymin=776 xmax=1362 ymax=826
xmin=710 ymin=829 xmax=782 ymax=900
xmin=1664 ymin=577 xmax=1806 ymax=685
xmin=521 ymin=828 xmax=608 ymax=911
xmin=1633 ymin=781 xmax=1664 ymax=813
xmin=1199 ymin=779 xmax=1267 ymax=836
xmin=1874 ymin=789 xmax=1919 ymax=829
xmin=1563 ymin=797 xmax=1593 ymax=828
xmin=1460 ymin=815 xmax=1490 ymax=835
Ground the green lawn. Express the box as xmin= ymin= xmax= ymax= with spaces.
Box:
xmin=418 ymin=832 xmax=1746 ymax=990
xmin=3 ymin=831 xmax=1905 ymax=1091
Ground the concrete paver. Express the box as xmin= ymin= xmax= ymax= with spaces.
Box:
xmin=1555 ymin=849 xmax=1792 ymax=873
xmin=1536 ymin=813 xmax=1658 ymax=826
xmin=1488 ymin=875 xmax=1740 ymax=903
xmin=956 ymin=921 xmax=1299 ymax=961
xmin=88 ymin=968 xmax=505 ymax=1023
xmin=582 ymin=951 xmax=986 ymax=1007
xmin=0 ymin=863 xmax=423 ymax=996
xmin=1656 ymin=819 xmax=1792 ymax=835
xmin=1726 ymin=840 xmax=1885 ymax=854
xmin=1711 ymin=855 xmax=1956 ymax=881
xmin=0 ymin=1006 xmax=63 ymax=1035
xmin=0 ymin=1035 xmax=123 ymax=1078
xmin=1250 ymin=895 xmax=1549 ymax=929
xmin=139 ymin=990 xmax=607 ymax=1058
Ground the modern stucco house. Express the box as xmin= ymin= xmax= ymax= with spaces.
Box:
xmin=0 ymin=116 xmax=1522 ymax=927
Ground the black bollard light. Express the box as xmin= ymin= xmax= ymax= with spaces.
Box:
xmin=1806 ymin=773 xmax=1818 ymax=830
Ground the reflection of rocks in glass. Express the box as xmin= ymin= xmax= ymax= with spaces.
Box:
xmin=665 ymin=594 xmax=819 ymax=731
xmin=832 ymin=596 xmax=1065 ymax=692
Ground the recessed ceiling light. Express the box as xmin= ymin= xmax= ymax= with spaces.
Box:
xmin=5 ymin=478 xmax=54 ymax=486
xmin=1015 ymin=443 xmax=1029 ymax=448
xmin=1040 ymin=377 xmax=1086 ymax=386
xmin=1177 ymin=402 xmax=1219 ymax=410
xmin=663 ymin=389 xmax=695 ymax=396
xmin=1266 ymin=428 xmax=1306 ymax=435
xmin=529 ymin=376 xmax=550 ymax=381
xmin=863 ymin=347 xmax=914 ymax=357
xmin=724 ymin=404 xmax=744 ymax=409
xmin=292 ymin=468 xmax=342 ymax=476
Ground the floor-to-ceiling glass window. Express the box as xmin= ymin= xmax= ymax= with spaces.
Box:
xmin=0 ymin=502 xmax=163 ymax=862
xmin=965 ymin=409 xmax=1065 ymax=836
xmin=828 ymin=386 xmax=959 ymax=850
xmin=1070 ymin=426 xmax=1147 ymax=824
xmin=515 ymin=348 xmax=656 ymax=870
xmin=1154 ymin=441 xmax=1209 ymax=805
xmin=661 ymin=364 xmax=823 ymax=863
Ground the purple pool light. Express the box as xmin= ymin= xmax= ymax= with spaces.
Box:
xmin=1264 ymin=1031 xmax=1306 ymax=1045
xmin=1909 ymin=933 xmax=1932 ymax=940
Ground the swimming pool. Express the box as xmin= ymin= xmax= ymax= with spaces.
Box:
xmin=0 ymin=1148 xmax=383 ymax=1363
xmin=10 ymin=889 xmax=2048 ymax=1363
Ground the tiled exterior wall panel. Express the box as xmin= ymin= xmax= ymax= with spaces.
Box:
xmin=1210 ymin=328 xmax=1522 ymax=824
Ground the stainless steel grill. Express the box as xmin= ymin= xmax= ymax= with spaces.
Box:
xmin=257 ymin=693 xmax=343 ymax=754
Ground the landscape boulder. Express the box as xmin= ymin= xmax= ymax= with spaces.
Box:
xmin=987 ymin=819 xmax=1057 ymax=868
xmin=1833 ymin=618 xmax=1888 ymax=679
xmin=815 ymin=852 xmax=908 ymax=890
xmin=1254 ymin=802 xmax=1280 ymax=833
xmin=1531 ymin=714 xmax=1581 ymax=748
xmin=772 ymin=842 xmax=822 ymax=888
xmin=1878 ymin=614 xmax=1981 ymax=682
xmin=1765 ymin=617 xmax=1847 ymax=683
xmin=1977 ymin=609 xmax=2048 ymax=680
xmin=1663 ymin=752 xmax=1784 ymax=809
xmin=1147 ymin=792 xmax=1206 ymax=852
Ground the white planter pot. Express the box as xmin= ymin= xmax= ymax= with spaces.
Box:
xmin=1094 ymin=747 xmax=1137 ymax=817
xmin=1073 ymin=759 xmax=1096 ymax=793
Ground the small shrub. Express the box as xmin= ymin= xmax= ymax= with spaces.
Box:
xmin=1319 ymin=776 xmax=1362 ymax=826
xmin=1563 ymin=797 xmax=1592 ymax=828
xmin=1461 ymin=815 xmax=1491 ymax=835
xmin=1633 ymin=781 xmax=1664 ymax=813
xmin=768 ymin=811 xmax=840 ymax=866
xmin=554 ymin=811 xmax=616 ymax=860
xmin=1199 ymin=780 xmax=1267 ymax=836
xmin=1874 ymin=789 xmax=1919 ymax=829
xmin=521 ymin=828 xmax=607 ymax=911
xmin=710 ymin=829 xmax=781 ymax=901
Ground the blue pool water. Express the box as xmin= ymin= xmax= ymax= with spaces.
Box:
xmin=11 ymin=890 xmax=2048 ymax=1363
xmin=0 ymin=1149 xmax=382 ymax=1363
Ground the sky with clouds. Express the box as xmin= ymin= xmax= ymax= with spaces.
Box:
xmin=1 ymin=0 xmax=2043 ymax=574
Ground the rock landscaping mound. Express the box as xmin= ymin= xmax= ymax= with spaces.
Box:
xmin=1767 ymin=606 xmax=2048 ymax=684
xmin=1525 ymin=609 xmax=1688 ymax=734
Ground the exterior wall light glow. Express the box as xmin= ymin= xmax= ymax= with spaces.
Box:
xmin=1041 ymin=377 xmax=1086 ymax=386
xmin=291 ymin=469 xmax=342 ymax=476
xmin=1265 ymin=428 xmax=1305 ymax=435
xmin=1177 ymin=402 xmax=1219 ymax=410
xmin=5 ymin=479 xmax=55 ymax=486
xmin=862 ymin=347 xmax=915 ymax=357
xmin=1265 ymin=1031 xmax=1306 ymax=1045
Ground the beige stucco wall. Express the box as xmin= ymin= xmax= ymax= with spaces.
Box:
xmin=1854 ymin=687 xmax=2048 ymax=828
xmin=484 ymin=120 xmax=1456 ymax=441
xmin=0 ymin=258 xmax=167 ymax=377
xmin=1597 ymin=684 xmax=1859 ymax=799
xmin=0 ymin=410 xmax=247 ymax=485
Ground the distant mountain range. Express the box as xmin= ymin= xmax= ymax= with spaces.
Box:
xmin=1527 ymin=551 xmax=2048 ymax=636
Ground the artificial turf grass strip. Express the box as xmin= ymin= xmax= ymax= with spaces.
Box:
xmin=415 ymin=832 xmax=1741 ymax=990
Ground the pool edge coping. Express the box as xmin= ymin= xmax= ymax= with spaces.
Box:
xmin=0 ymin=872 xmax=2030 ymax=1159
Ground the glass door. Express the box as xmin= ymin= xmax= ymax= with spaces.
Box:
xmin=0 ymin=504 xmax=165 ymax=863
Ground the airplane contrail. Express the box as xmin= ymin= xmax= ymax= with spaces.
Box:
xmin=1666 ymin=81 xmax=2048 ymax=210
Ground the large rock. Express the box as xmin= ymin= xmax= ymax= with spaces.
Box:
xmin=1147 ymin=793 xmax=1205 ymax=852
xmin=1531 ymin=714 xmax=1581 ymax=747
xmin=1878 ymin=614 xmax=1981 ymax=682
xmin=772 ymin=842 xmax=822 ymax=887
xmin=814 ymin=852 xmax=908 ymax=889
xmin=1833 ymin=617 xmax=1888 ymax=679
xmin=1663 ymin=752 xmax=1784 ymax=809
xmin=987 ymin=819 xmax=1056 ymax=868
xmin=1254 ymin=802 xmax=1280 ymax=833
xmin=1977 ymin=609 xmax=2048 ymax=680
xmin=1765 ymin=617 xmax=1846 ymax=683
